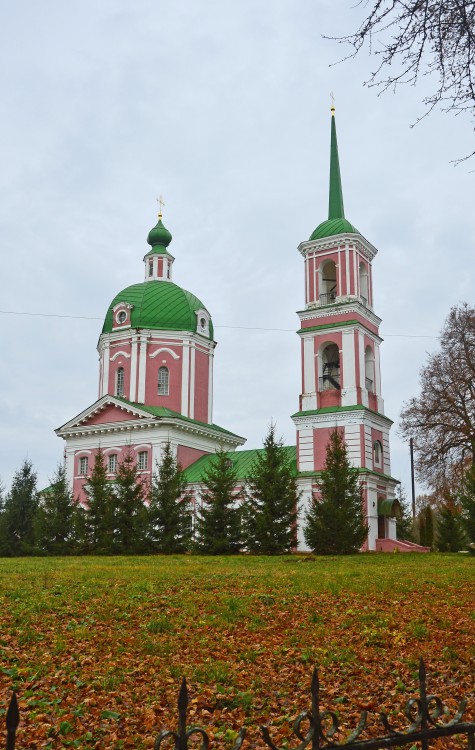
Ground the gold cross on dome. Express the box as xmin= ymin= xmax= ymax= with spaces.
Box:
xmin=156 ymin=195 xmax=165 ymax=219
xmin=330 ymin=91 xmax=335 ymax=114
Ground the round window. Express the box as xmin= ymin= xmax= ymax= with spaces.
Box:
xmin=117 ymin=311 xmax=127 ymax=324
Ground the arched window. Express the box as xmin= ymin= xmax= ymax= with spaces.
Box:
xmin=320 ymin=343 xmax=340 ymax=390
xmin=374 ymin=441 xmax=383 ymax=468
xmin=148 ymin=259 xmax=154 ymax=277
xmin=359 ymin=262 xmax=369 ymax=304
xmin=365 ymin=346 xmax=375 ymax=392
xmin=320 ymin=260 xmax=337 ymax=305
xmin=116 ymin=367 xmax=124 ymax=397
xmin=158 ymin=366 xmax=169 ymax=395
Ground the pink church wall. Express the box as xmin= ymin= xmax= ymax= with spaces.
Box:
xmin=145 ymin=347 xmax=183 ymax=412
xmin=72 ymin=444 xmax=152 ymax=503
xmin=108 ymin=358 xmax=130 ymax=399
xmin=193 ymin=349 xmax=210 ymax=423
xmin=177 ymin=445 xmax=210 ymax=470
xmin=86 ymin=404 xmax=137 ymax=425
xmin=313 ymin=427 xmax=343 ymax=471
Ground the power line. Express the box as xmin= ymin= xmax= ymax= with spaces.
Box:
xmin=0 ymin=308 xmax=439 ymax=338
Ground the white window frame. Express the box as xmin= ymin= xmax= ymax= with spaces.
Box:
xmin=79 ymin=457 xmax=88 ymax=475
xmin=138 ymin=451 xmax=148 ymax=470
xmin=108 ymin=454 xmax=118 ymax=473
xmin=116 ymin=366 xmax=125 ymax=397
xmin=158 ymin=366 xmax=169 ymax=395
xmin=374 ymin=441 xmax=383 ymax=468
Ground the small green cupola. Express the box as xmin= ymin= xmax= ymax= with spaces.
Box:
xmin=310 ymin=107 xmax=359 ymax=241
xmin=144 ymin=206 xmax=175 ymax=282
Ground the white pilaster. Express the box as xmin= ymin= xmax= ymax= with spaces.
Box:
xmin=130 ymin=334 xmax=138 ymax=402
xmin=341 ymin=330 xmax=357 ymax=405
xmin=189 ymin=343 xmax=196 ymax=419
xmin=102 ymin=341 xmax=110 ymax=397
xmin=181 ymin=342 xmax=190 ymax=417
xmin=345 ymin=246 xmax=350 ymax=295
xmin=137 ymin=334 xmax=148 ymax=403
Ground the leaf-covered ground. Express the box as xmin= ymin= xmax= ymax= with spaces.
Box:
xmin=0 ymin=554 xmax=474 ymax=749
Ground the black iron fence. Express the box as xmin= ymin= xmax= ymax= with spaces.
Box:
xmin=4 ymin=659 xmax=474 ymax=749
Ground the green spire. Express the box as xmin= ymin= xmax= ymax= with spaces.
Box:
xmin=328 ymin=107 xmax=345 ymax=220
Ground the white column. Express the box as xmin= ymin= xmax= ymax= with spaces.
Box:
xmin=359 ymin=330 xmax=368 ymax=406
xmin=189 ymin=343 xmax=196 ymax=419
xmin=345 ymin=246 xmax=350 ymax=296
xmin=337 ymin=249 xmax=342 ymax=296
xmin=341 ymin=329 xmax=357 ymax=406
xmin=129 ymin=334 xmax=138 ymax=402
xmin=301 ymin=336 xmax=317 ymax=411
xmin=102 ymin=341 xmax=110 ymax=397
xmin=208 ymin=350 xmax=214 ymax=424
xmin=137 ymin=334 xmax=148 ymax=403
xmin=181 ymin=342 xmax=190 ymax=416
xmin=353 ymin=249 xmax=358 ymax=297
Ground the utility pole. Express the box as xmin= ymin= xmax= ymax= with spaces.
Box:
xmin=410 ymin=438 xmax=416 ymax=519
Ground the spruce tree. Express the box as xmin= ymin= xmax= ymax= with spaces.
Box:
xmin=83 ymin=448 xmax=115 ymax=553
xmin=147 ymin=443 xmax=191 ymax=553
xmin=243 ymin=424 xmax=299 ymax=553
xmin=195 ymin=449 xmax=242 ymax=554
xmin=459 ymin=464 xmax=475 ymax=544
xmin=113 ymin=449 xmax=148 ymax=553
xmin=304 ymin=430 xmax=367 ymax=554
xmin=436 ymin=501 xmax=466 ymax=551
xmin=395 ymin=485 xmax=415 ymax=541
xmin=34 ymin=464 xmax=76 ymax=555
xmin=0 ymin=459 xmax=39 ymax=556
xmin=418 ymin=504 xmax=435 ymax=549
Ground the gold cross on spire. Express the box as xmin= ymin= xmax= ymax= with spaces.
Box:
xmin=330 ymin=91 xmax=335 ymax=115
xmin=156 ymin=195 xmax=165 ymax=220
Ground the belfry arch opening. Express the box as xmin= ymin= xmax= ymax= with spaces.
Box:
xmin=320 ymin=343 xmax=340 ymax=391
xmin=359 ymin=262 xmax=369 ymax=304
xmin=364 ymin=346 xmax=375 ymax=392
xmin=319 ymin=260 xmax=337 ymax=305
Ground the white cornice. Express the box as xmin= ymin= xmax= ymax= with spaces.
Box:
xmin=292 ymin=408 xmax=393 ymax=430
xmin=297 ymin=299 xmax=382 ymax=329
xmin=97 ymin=329 xmax=217 ymax=354
xmin=297 ymin=233 xmax=378 ymax=260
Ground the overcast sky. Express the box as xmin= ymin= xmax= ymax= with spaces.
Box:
xmin=1 ymin=1 xmax=474 ymax=501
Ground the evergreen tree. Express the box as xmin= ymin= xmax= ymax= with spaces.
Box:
xmin=418 ymin=504 xmax=435 ymax=549
xmin=304 ymin=430 xmax=367 ymax=554
xmin=147 ymin=443 xmax=191 ymax=553
xmin=243 ymin=424 xmax=299 ymax=553
xmin=113 ymin=449 xmax=148 ymax=553
xmin=82 ymin=449 xmax=115 ymax=553
xmin=0 ymin=459 xmax=38 ymax=556
xmin=395 ymin=485 xmax=415 ymax=541
xmin=436 ymin=500 xmax=466 ymax=551
xmin=459 ymin=464 xmax=475 ymax=544
xmin=195 ymin=448 xmax=242 ymax=554
xmin=34 ymin=464 xmax=76 ymax=555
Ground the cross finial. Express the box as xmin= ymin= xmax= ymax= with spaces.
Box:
xmin=330 ymin=91 xmax=335 ymax=115
xmin=156 ymin=195 xmax=165 ymax=220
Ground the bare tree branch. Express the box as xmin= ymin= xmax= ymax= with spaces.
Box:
xmin=329 ymin=1 xmax=475 ymax=161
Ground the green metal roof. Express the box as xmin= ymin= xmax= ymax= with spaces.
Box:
xmin=309 ymin=111 xmax=358 ymax=241
xmin=378 ymin=498 xmax=402 ymax=517
xmin=310 ymin=217 xmax=359 ymax=240
xmin=115 ymin=398 xmax=242 ymax=439
xmin=183 ymin=446 xmax=297 ymax=483
xmin=102 ymin=281 xmax=214 ymax=338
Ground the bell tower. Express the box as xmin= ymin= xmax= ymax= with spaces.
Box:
xmin=292 ymin=107 xmax=399 ymax=551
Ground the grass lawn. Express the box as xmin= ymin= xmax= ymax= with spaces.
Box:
xmin=0 ymin=554 xmax=474 ymax=749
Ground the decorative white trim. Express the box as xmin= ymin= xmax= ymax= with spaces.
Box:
xmin=297 ymin=301 xmax=382 ymax=330
xmin=133 ymin=443 xmax=152 ymax=451
xmin=76 ymin=449 xmax=92 ymax=456
xmin=208 ymin=350 xmax=214 ymax=424
xmin=189 ymin=343 xmax=196 ymax=419
xmin=149 ymin=347 xmax=180 ymax=360
xmin=110 ymin=350 xmax=131 ymax=361
xmin=345 ymin=246 xmax=350 ymax=296
xmin=137 ymin=335 xmax=147 ymax=403
xmin=181 ymin=342 xmax=190 ymax=417
xmin=298 ymin=233 xmax=378 ymax=261
xmin=130 ymin=335 xmax=138 ymax=402
xmin=102 ymin=341 xmax=110 ymax=397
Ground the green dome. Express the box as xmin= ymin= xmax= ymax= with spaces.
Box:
xmin=102 ymin=281 xmax=213 ymax=338
xmin=147 ymin=218 xmax=172 ymax=252
xmin=310 ymin=217 xmax=359 ymax=241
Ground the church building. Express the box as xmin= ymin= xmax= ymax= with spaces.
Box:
xmin=56 ymin=108 xmax=404 ymax=551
